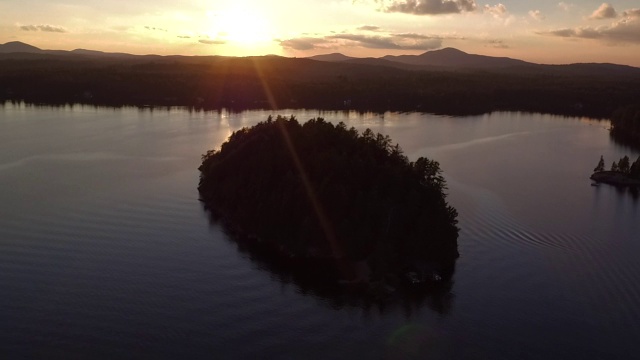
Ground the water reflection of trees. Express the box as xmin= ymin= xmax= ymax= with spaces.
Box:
xmin=207 ymin=213 xmax=456 ymax=317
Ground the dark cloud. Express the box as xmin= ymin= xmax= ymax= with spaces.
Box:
xmin=329 ymin=33 xmax=442 ymax=50
xmin=391 ymin=32 xmax=437 ymax=39
xmin=19 ymin=24 xmax=66 ymax=33
xmin=278 ymin=37 xmax=333 ymax=51
xmin=384 ymin=0 xmax=476 ymax=15
xmin=328 ymin=34 xmax=398 ymax=49
xmin=178 ymin=35 xmax=192 ymax=39
xmin=279 ymin=27 xmax=447 ymax=51
xmin=486 ymin=39 xmax=509 ymax=48
xmin=199 ymin=39 xmax=226 ymax=45
xmin=358 ymin=25 xmax=381 ymax=31
xmin=543 ymin=28 xmax=576 ymax=37
xmin=589 ymin=3 xmax=617 ymax=20
xmin=541 ymin=28 xmax=600 ymax=39
xmin=145 ymin=26 xmax=168 ymax=32
xmin=538 ymin=9 xmax=640 ymax=44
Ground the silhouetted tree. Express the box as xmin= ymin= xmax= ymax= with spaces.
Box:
xmin=611 ymin=161 xmax=619 ymax=172
xmin=594 ymin=155 xmax=605 ymax=172
xmin=618 ymin=155 xmax=631 ymax=174
xmin=631 ymin=156 xmax=640 ymax=179
xmin=618 ymin=155 xmax=630 ymax=174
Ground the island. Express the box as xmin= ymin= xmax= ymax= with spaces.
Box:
xmin=198 ymin=116 xmax=459 ymax=291
xmin=591 ymin=155 xmax=640 ymax=187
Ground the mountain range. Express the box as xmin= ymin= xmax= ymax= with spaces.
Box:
xmin=2 ymin=41 xmax=639 ymax=73
xmin=308 ymin=47 xmax=532 ymax=69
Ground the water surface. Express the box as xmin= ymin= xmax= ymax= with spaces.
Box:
xmin=1 ymin=104 xmax=638 ymax=359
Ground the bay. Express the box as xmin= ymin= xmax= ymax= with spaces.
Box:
xmin=1 ymin=103 xmax=639 ymax=359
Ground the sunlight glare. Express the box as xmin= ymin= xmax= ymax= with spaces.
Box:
xmin=208 ymin=5 xmax=273 ymax=47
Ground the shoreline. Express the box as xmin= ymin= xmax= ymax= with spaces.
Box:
xmin=590 ymin=171 xmax=640 ymax=187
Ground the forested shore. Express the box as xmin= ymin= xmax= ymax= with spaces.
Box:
xmin=2 ymin=54 xmax=639 ymax=120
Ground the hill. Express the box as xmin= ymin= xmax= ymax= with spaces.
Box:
xmin=0 ymin=41 xmax=42 ymax=54
xmin=381 ymin=47 xmax=531 ymax=69
xmin=307 ymin=53 xmax=355 ymax=62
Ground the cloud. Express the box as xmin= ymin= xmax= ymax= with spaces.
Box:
xmin=278 ymin=37 xmax=333 ymax=51
xmin=328 ymin=33 xmax=442 ymax=50
xmin=529 ymin=10 xmax=545 ymax=21
xmin=558 ymin=2 xmax=573 ymax=11
xmin=589 ymin=3 xmax=617 ymax=20
xmin=384 ymin=0 xmax=476 ymax=15
xmin=358 ymin=25 xmax=381 ymax=31
xmin=19 ymin=24 xmax=67 ymax=33
xmin=485 ymin=39 xmax=509 ymax=48
xmin=279 ymin=32 xmax=444 ymax=51
xmin=178 ymin=35 xmax=192 ymax=39
xmin=199 ymin=39 xmax=226 ymax=45
xmin=111 ymin=26 xmax=131 ymax=32
xmin=541 ymin=28 xmax=599 ymax=38
xmin=538 ymin=9 xmax=640 ymax=44
xmin=484 ymin=4 xmax=508 ymax=18
xmin=144 ymin=26 xmax=168 ymax=32
xmin=623 ymin=9 xmax=640 ymax=17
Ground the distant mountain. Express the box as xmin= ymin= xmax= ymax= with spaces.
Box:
xmin=382 ymin=47 xmax=531 ymax=68
xmin=307 ymin=47 xmax=532 ymax=69
xmin=0 ymin=41 xmax=42 ymax=53
xmin=71 ymin=48 xmax=110 ymax=56
xmin=69 ymin=48 xmax=140 ymax=58
xmin=307 ymin=53 xmax=355 ymax=62
xmin=2 ymin=41 xmax=638 ymax=76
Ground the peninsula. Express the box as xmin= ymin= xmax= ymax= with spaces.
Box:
xmin=591 ymin=155 xmax=640 ymax=187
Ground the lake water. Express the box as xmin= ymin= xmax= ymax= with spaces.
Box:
xmin=1 ymin=103 xmax=639 ymax=359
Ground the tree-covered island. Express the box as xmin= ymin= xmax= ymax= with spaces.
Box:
xmin=198 ymin=116 xmax=459 ymax=287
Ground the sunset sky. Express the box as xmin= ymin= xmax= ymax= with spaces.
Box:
xmin=1 ymin=0 xmax=639 ymax=66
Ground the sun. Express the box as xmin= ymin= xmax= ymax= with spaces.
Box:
xmin=207 ymin=6 xmax=273 ymax=47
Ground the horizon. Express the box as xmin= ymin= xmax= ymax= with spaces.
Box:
xmin=1 ymin=1 xmax=639 ymax=67
xmin=4 ymin=40 xmax=640 ymax=69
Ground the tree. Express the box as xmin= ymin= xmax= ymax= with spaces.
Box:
xmin=618 ymin=155 xmax=630 ymax=174
xmin=611 ymin=161 xmax=619 ymax=172
xmin=594 ymin=155 xmax=605 ymax=172
xmin=630 ymin=156 xmax=640 ymax=179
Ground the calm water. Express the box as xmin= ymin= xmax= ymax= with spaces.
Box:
xmin=1 ymin=103 xmax=639 ymax=359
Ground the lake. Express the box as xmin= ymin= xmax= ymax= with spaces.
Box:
xmin=1 ymin=103 xmax=639 ymax=359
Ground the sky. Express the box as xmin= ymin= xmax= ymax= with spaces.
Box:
xmin=1 ymin=0 xmax=639 ymax=66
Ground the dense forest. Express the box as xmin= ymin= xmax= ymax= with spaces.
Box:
xmin=198 ymin=116 xmax=459 ymax=282
xmin=1 ymin=53 xmax=640 ymax=120
xmin=610 ymin=105 xmax=640 ymax=147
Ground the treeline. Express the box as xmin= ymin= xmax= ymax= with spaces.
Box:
xmin=1 ymin=54 xmax=639 ymax=119
xmin=610 ymin=105 xmax=640 ymax=147
xmin=594 ymin=154 xmax=640 ymax=179
xmin=198 ymin=116 xmax=459 ymax=278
